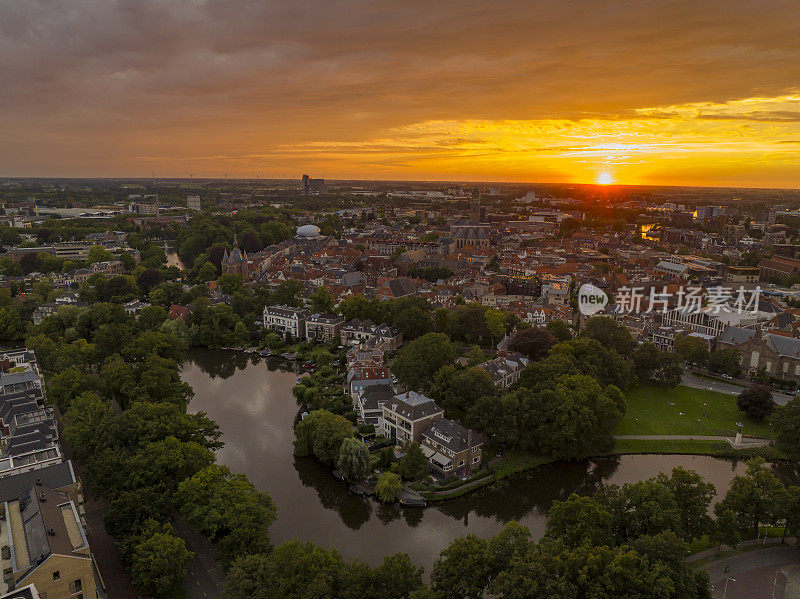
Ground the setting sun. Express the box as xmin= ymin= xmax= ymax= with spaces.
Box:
xmin=596 ymin=172 xmax=614 ymax=185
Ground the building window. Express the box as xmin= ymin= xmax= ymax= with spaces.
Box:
xmin=53 ymin=571 xmax=61 ymax=582
xmin=458 ymin=460 xmax=465 ymax=467
xmin=473 ymin=456 xmax=480 ymax=464
xmin=69 ymin=579 xmax=82 ymax=593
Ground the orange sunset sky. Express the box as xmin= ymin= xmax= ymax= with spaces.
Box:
xmin=1 ymin=0 xmax=800 ymax=187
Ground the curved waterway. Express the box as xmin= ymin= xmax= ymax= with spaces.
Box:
xmin=182 ymin=349 xmax=798 ymax=571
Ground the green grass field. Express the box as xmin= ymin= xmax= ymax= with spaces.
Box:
xmin=617 ymin=385 xmax=775 ymax=438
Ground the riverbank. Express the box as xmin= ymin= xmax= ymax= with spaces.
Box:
xmin=423 ymin=438 xmax=790 ymax=503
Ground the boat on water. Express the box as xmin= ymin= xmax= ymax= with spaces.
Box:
xmin=332 ymin=470 xmax=345 ymax=481
xmin=348 ymin=484 xmax=369 ymax=497
xmin=259 ymin=350 xmax=272 ymax=357
xmin=281 ymin=352 xmax=297 ymax=360
xmin=399 ymin=496 xmax=426 ymax=507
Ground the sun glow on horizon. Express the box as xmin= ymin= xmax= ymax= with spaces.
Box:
xmin=596 ymin=172 xmax=614 ymax=185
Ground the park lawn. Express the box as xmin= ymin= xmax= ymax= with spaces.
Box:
xmin=617 ymin=385 xmax=775 ymax=439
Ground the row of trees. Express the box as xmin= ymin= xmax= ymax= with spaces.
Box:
xmin=338 ymin=294 xmax=520 ymax=347
xmin=229 ymin=465 xmax=773 ymax=598
xmin=30 ymin=302 xmax=277 ymax=596
xmin=224 ymin=460 xmax=799 ymax=598
xmin=389 ymin=317 xmax=677 ymax=461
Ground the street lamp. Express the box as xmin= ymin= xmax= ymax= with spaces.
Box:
xmin=723 ymin=577 xmax=736 ymax=598
xmin=697 ymin=419 xmax=700 ymax=435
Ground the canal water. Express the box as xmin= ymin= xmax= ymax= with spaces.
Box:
xmin=181 ymin=350 xmax=797 ymax=571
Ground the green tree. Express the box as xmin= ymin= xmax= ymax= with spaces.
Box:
xmin=100 ymin=354 xmax=138 ymax=409
xmin=375 ymin=471 xmax=402 ymax=503
xmin=225 ymin=541 xmax=349 ymax=599
xmin=716 ymin=457 xmax=788 ymax=537
xmin=293 ymin=409 xmax=354 ymax=465
xmin=271 ymin=279 xmax=304 ymax=307
xmin=392 ymin=333 xmax=457 ymax=391
xmin=310 ymin=286 xmax=335 ymax=313
xmin=545 ymin=319 xmax=572 ymax=342
xmin=579 ymin=316 xmax=635 ymax=357
xmin=507 ymin=327 xmax=555 ymax=361
xmin=484 ymin=309 xmax=506 ymax=346
xmin=546 ymin=337 xmax=633 ymax=389
xmin=656 ymin=467 xmax=716 ymax=541
xmin=371 ymin=553 xmax=425 ymax=599
xmin=430 ymin=535 xmax=489 ymax=599
xmin=736 ymin=384 xmax=775 ymax=422
xmin=137 ymin=304 xmax=168 ymax=331
xmin=782 ymin=486 xmax=800 ymax=543
xmin=711 ymin=507 xmax=741 ymax=554
xmin=708 ymin=347 xmax=741 ymax=376
xmin=218 ymin=273 xmax=244 ymax=295
xmin=49 ymin=366 xmax=96 ymax=411
xmin=521 ymin=374 xmax=625 ymax=459
xmin=773 ymin=397 xmax=800 ymax=457
xmin=675 ymin=335 xmax=710 ymax=366
xmin=633 ymin=341 xmax=661 ymax=381
xmin=487 ymin=521 xmax=532 ymax=576
xmin=175 ymin=465 xmax=277 ymax=566
xmin=196 ymin=261 xmax=217 ymax=282
xmin=0 ymin=306 xmax=24 ymax=341
xmin=336 ymin=438 xmax=370 ymax=483
xmin=86 ymin=244 xmax=113 ymax=264
xmin=599 ymin=479 xmax=683 ymax=542
xmin=61 ymin=391 xmax=110 ymax=461
xmin=430 ymin=366 xmax=497 ymax=419
xmin=129 ymin=525 xmax=192 ymax=597
xmin=398 ymin=442 xmax=429 ymax=481
xmin=394 ymin=306 xmax=433 ymax=340
xmin=546 ymin=493 xmax=613 ymax=547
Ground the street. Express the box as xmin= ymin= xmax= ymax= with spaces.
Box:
xmin=703 ymin=546 xmax=800 ymax=599
xmin=681 ymin=372 xmax=794 ymax=406
xmin=174 ymin=520 xmax=226 ymax=599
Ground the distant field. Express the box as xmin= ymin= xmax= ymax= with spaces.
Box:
xmin=616 ymin=385 xmax=775 ymax=439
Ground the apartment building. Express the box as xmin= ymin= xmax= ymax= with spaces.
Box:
xmin=305 ymin=313 xmax=345 ymax=343
xmin=262 ymin=306 xmax=310 ymax=338
xmin=339 ymin=319 xmax=403 ymax=352
xmin=1 ymin=484 xmax=97 ymax=598
xmin=379 ymin=392 xmax=444 ymax=445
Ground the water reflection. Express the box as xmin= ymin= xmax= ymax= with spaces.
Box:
xmin=181 ymin=349 xmax=795 ymax=570
xmin=295 ymin=456 xmax=374 ymax=531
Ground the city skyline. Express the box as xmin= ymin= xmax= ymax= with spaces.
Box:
xmin=2 ymin=1 xmax=800 ymax=187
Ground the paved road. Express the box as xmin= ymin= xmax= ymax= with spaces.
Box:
xmin=56 ymin=410 xmax=137 ymax=598
xmin=682 ymin=372 xmax=794 ymax=406
xmin=703 ymin=546 xmax=800 ymax=599
xmin=175 ymin=520 xmax=225 ymax=599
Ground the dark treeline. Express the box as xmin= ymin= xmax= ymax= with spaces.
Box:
xmin=30 ymin=304 xmax=276 ymax=596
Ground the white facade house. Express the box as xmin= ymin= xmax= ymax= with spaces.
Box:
xmin=262 ymin=305 xmax=310 ymax=338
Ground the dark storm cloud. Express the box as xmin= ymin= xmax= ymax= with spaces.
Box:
xmin=1 ymin=0 xmax=799 ymax=176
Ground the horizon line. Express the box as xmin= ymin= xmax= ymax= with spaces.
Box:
xmin=2 ymin=176 xmax=799 ymax=193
